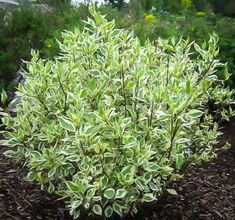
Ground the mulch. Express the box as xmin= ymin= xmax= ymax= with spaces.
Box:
xmin=0 ymin=119 xmax=235 ymax=220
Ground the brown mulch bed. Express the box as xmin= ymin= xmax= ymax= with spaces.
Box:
xmin=0 ymin=119 xmax=235 ymax=220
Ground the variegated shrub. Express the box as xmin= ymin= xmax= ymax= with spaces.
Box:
xmin=0 ymin=7 xmax=234 ymax=219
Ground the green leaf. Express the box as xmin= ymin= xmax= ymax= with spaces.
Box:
xmin=8 ymin=139 xmax=21 ymax=146
xmin=93 ymin=204 xmax=102 ymax=216
xmin=129 ymin=188 xmax=140 ymax=202
xmin=104 ymin=152 xmax=114 ymax=158
xmin=104 ymin=206 xmax=113 ymax=218
xmin=143 ymin=193 xmax=156 ymax=202
xmin=160 ymin=166 xmax=173 ymax=176
xmin=80 ymin=89 xmax=88 ymax=98
xmin=58 ymin=116 xmax=76 ymax=132
xmin=86 ymin=188 xmax=96 ymax=198
xmin=121 ymin=165 xmax=135 ymax=176
xmin=104 ymin=188 xmax=115 ymax=199
xmin=123 ymin=173 xmax=133 ymax=183
xmin=186 ymin=80 xmax=191 ymax=94
xmin=66 ymin=181 xmax=84 ymax=194
xmin=188 ymin=109 xmax=203 ymax=118
xmin=126 ymin=81 xmax=135 ymax=90
xmin=48 ymin=167 xmax=56 ymax=178
xmin=26 ymin=172 xmax=37 ymax=181
xmin=145 ymin=162 xmax=160 ymax=172
xmin=149 ymin=182 xmax=159 ymax=191
xmin=135 ymin=177 xmax=146 ymax=190
xmin=83 ymin=125 xmax=99 ymax=136
xmin=0 ymin=139 xmax=21 ymax=147
xmin=144 ymin=172 xmax=152 ymax=183
xmin=3 ymin=150 xmax=18 ymax=158
xmin=71 ymin=200 xmax=83 ymax=209
xmin=175 ymin=154 xmax=185 ymax=169
xmin=73 ymin=210 xmax=80 ymax=219
xmin=100 ymin=176 xmax=109 ymax=189
xmin=115 ymin=189 xmax=127 ymax=199
xmin=48 ymin=182 xmax=55 ymax=193
xmin=66 ymin=181 xmax=79 ymax=192
xmin=194 ymin=43 xmax=206 ymax=57
xmin=166 ymin=188 xmax=177 ymax=196
xmin=112 ymin=202 xmax=122 ymax=216
xmin=1 ymin=89 xmax=7 ymax=104
xmin=93 ymin=196 xmax=101 ymax=201
xmin=120 ymin=165 xmax=135 ymax=184
xmin=30 ymin=151 xmax=42 ymax=158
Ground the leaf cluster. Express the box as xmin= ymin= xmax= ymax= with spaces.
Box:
xmin=1 ymin=7 xmax=234 ymax=218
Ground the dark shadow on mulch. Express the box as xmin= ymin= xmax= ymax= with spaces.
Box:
xmin=0 ymin=118 xmax=235 ymax=220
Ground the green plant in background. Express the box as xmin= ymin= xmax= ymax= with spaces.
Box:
xmin=181 ymin=0 xmax=192 ymax=10
xmin=215 ymin=17 xmax=235 ymax=86
xmin=0 ymin=4 xmax=88 ymax=91
xmin=0 ymin=7 xmax=53 ymax=90
xmin=145 ymin=13 xmax=156 ymax=23
xmin=1 ymin=8 xmax=234 ymax=218
xmin=196 ymin=11 xmax=206 ymax=17
xmin=179 ymin=13 xmax=235 ymax=87
xmin=193 ymin=0 xmax=235 ymax=17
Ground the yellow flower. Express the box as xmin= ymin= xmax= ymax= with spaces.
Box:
xmin=47 ymin=44 xmax=52 ymax=48
xmin=196 ymin=11 xmax=206 ymax=17
xmin=145 ymin=14 xmax=156 ymax=24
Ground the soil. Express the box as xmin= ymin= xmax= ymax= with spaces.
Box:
xmin=0 ymin=118 xmax=235 ymax=220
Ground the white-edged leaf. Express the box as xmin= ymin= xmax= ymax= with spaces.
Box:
xmin=86 ymin=188 xmax=96 ymax=198
xmin=58 ymin=116 xmax=76 ymax=132
xmin=167 ymin=188 xmax=177 ymax=196
xmin=1 ymin=89 xmax=7 ymax=104
xmin=112 ymin=202 xmax=122 ymax=216
xmin=93 ymin=204 xmax=102 ymax=216
xmin=3 ymin=150 xmax=18 ymax=158
xmin=48 ymin=182 xmax=55 ymax=193
xmin=104 ymin=206 xmax=113 ymax=218
xmin=104 ymin=188 xmax=115 ymax=199
xmin=175 ymin=154 xmax=185 ymax=169
xmin=26 ymin=172 xmax=37 ymax=181
xmin=143 ymin=193 xmax=156 ymax=202
xmin=100 ymin=176 xmax=109 ymax=189
xmin=135 ymin=177 xmax=146 ymax=190
xmin=0 ymin=139 xmax=21 ymax=147
xmin=188 ymin=109 xmax=203 ymax=118
xmin=115 ymin=189 xmax=127 ymax=199
xmin=48 ymin=167 xmax=56 ymax=178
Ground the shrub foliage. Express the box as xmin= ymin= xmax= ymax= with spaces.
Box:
xmin=1 ymin=7 xmax=234 ymax=218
